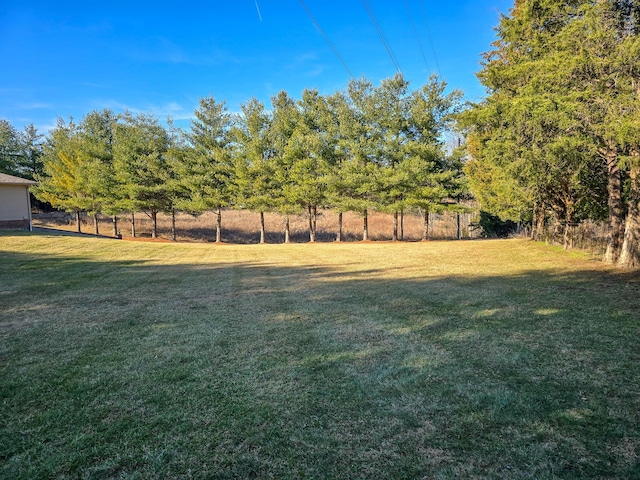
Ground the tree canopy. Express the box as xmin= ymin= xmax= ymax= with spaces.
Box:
xmin=28 ymin=75 xmax=464 ymax=242
xmin=0 ymin=120 xmax=43 ymax=180
xmin=463 ymin=0 xmax=640 ymax=267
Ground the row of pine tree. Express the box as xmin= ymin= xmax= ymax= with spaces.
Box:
xmin=34 ymin=75 xmax=467 ymax=243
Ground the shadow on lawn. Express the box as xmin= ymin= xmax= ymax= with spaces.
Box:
xmin=2 ymin=246 xmax=640 ymax=478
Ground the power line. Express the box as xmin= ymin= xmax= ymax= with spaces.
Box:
xmin=402 ymin=0 xmax=430 ymax=74
xmin=419 ymin=0 xmax=441 ymax=77
xmin=255 ymin=0 xmax=262 ymax=22
xmin=360 ymin=0 xmax=402 ymax=75
xmin=298 ymin=0 xmax=355 ymax=79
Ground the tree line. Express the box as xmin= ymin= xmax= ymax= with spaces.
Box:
xmin=3 ymin=1 xmax=639 ymax=267
xmin=0 ymin=120 xmax=44 ymax=181
xmin=463 ymin=0 xmax=640 ymax=268
xmin=31 ymin=75 xmax=467 ymax=242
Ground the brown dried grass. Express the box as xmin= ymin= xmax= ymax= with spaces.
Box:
xmin=34 ymin=209 xmax=479 ymax=243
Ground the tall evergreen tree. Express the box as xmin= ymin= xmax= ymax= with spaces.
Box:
xmin=465 ymin=0 xmax=620 ymax=249
xmin=175 ymin=97 xmax=234 ymax=243
xmin=270 ymin=91 xmax=305 ymax=241
xmin=232 ymin=98 xmax=278 ymax=243
xmin=612 ymin=0 xmax=640 ymax=267
xmin=529 ymin=0 xmax=640 ymax=262
xmin=113 ymin=112 xmax=172 ymax=239
xmin=77 ymin=109 xmax=118 ymax=234
xmin=334 ymin=77 xmax=380 ymax=241
xmin=405 ymin=77 xmax=465 ymax=239
xmin=0 ymin=120 xmax=22 ymax=176
xmin=373 ymin=74 xmax=411 ymax=240
xmin=16 ymin=124 xmax=44 ymax=180
xmin=284 ymin=89 xmax=338 ymax=242
xmin=549 ymin=0 xmax=637 ymax=260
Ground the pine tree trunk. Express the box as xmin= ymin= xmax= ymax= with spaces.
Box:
xmin=171 ymin=210 xmax=177 ymax=241
xmin=284 ymin=215 xmax=290 ymax=243
xmin=532 ymin=202 xmax=545 ymax=241
xmin=93 ymin=214 xmax=99 ymax=235
xmin=131 ymin=212 xmax=136 ymax=238
xmin=76 ymin=211 xmax=82 ymax=233
xmin=151 ymin=210 xmax=158 ymax=239
xmin=603 ymin=145 xmax=625 ymax=263
xmin=216 ymin=207 xmax=222 ymax=243
xmin=260 ymin=211 xmax=266 ymax=244
xmin=563 ymin=200 xmax=575 ymax=250
xmin=112 ymin=215 xmax=119 ymax=237
xmin=336 ymin=212 xmax=343 ymax=242
xmin=537 ymin=209 xmax=546 ymax=241
xmin=400 ymin=208 xmax=404 ymax=241
xmin=313 ymin=206 xmax=317 ymax=240
xmin=563 ymin=224 xmax=576 ymax=250
xmin=422 ymin=209 xmax=429 ymax=241
xmin=363 ymin=209 xmax=369 ymax=241
xmin=457 ymin=212 xmax=462 ymax=240
xmin=393 ymin=211 xmax=398 ymax=241
xmin=551 ymin=218 xmax=563 ymax=245
xmin=619 ymin=165 xmax=640 ymax=269
xmin=308 ymin=206 xmax=316 ymax=242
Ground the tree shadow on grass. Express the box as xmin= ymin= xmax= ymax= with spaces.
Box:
xmin=1 ymin=246 xmax=640 ymax=479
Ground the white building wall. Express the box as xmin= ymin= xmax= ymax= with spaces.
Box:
xmin=0 ymin=185 xmax=31 ymax=221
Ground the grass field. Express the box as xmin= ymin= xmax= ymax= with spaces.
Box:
xmin=1 ymin=232 xmax=639 ymax=479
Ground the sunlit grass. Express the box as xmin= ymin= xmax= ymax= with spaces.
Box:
xmin=1 ymin=232 xmax=639 ymax=478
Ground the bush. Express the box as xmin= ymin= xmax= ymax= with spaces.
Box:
xmin=472 ymin=211 xmax=518 ymax=238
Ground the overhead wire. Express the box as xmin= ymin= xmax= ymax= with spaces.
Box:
xmin=298 ymin=0 xmax=355 ymax=79
xmin=402 ymin=0 xmax=430 ymax=74
xmin=419 ymin=0 xmax=441 ymax=77
xmin=360 ymin=0 xmax=402 ymax=75
xmin=254 ymin=0 xmax=263 ymax=22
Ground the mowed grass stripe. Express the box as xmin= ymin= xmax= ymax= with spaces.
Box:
xmin=1 ymin=232 xmax=639 ymax=479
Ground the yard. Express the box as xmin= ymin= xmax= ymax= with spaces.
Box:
xmin=1 ymin=232 xmax=639 ymax=478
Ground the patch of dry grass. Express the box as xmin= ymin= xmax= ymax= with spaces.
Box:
xmin=33 ymin=208 xmax=478 ymax=243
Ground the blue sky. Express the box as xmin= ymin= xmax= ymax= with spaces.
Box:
xmin=1 ymin=0 xmax=512 ymax=133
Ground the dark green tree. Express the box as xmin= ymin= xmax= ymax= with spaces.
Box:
xmin=175 ymin=97 xmax=235 ymax=243
xmin=269 ymin=91 xmax=305 ymax=242
xmin=232 ymin=97 xmax=278 ymax=243
xmin=283 ymin=89 xmax=338 ymax=242
xmin=0 ymin=121 xmax=44 ymax=180
xmin=0 ymin=120 xmax=21 ymax=176
xmin=16 ymin=124 xmax=44 ymax=181
xmin=333 ymin=77 xmax=380 ymax=241
xmin=372 ymin=74 xmax=411 ymax=241
xmin=404 ymin=78 xmax=465 ymax=240
xmin=77 ymin=109 xmax=118 ymax=235
xmin=113 ymin=112 xmax=172 ymax=239
xmin=464 ymin=0 xmax=616 ymax=250
xmin=605 ymin=0 xmax=640 ymax=267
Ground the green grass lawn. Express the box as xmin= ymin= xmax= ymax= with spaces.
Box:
xmin=1 ymin=232 xmax=639 ymax=479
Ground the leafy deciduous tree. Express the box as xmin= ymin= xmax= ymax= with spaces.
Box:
xmin=35 ymin=118 xmax=91 ymax=232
